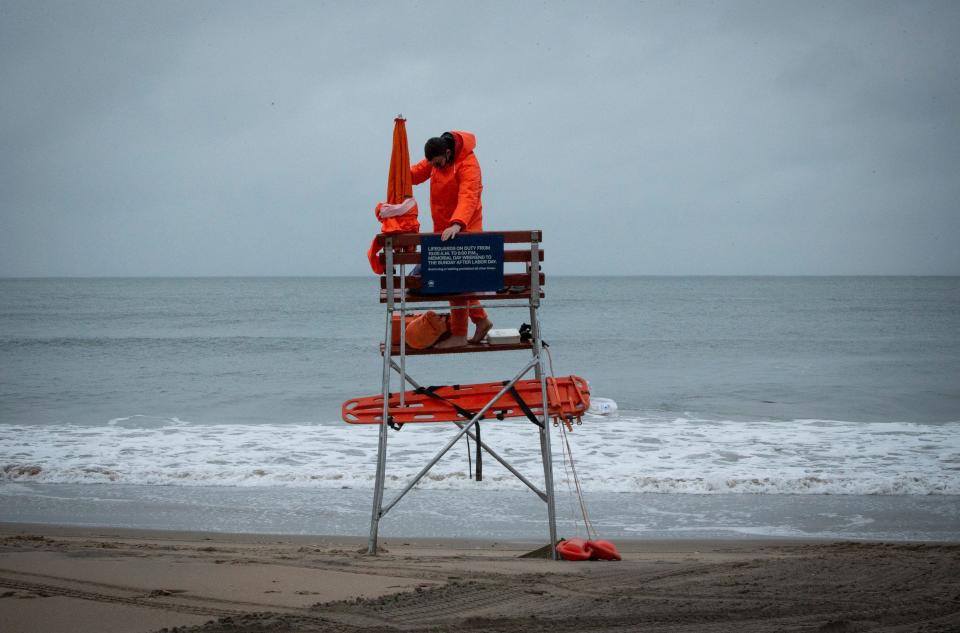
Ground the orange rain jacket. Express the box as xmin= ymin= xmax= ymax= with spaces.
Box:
xmin=410 ymin=131 xmax=483 ymax=232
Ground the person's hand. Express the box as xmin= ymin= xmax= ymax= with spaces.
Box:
xmin=441 ymin=224 xmax=461 ymax=241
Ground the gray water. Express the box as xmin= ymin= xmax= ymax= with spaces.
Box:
xmin=3 ymin=276 xmax=958 ymax=425
xmin=1 ymin=277 xmax=959 ymax=540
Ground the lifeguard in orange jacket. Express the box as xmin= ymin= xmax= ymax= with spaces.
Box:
xmin=411 ymin=131 xmax=493 ymax=349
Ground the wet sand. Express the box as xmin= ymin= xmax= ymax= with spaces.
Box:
xmin=1 ymin=522 xmax=958 ymax=632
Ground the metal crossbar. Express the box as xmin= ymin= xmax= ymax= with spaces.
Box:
xmin=388 ymin=359 xmax=547 ymax=501
xmin=380 ymin=357 xmax=538 ymax=517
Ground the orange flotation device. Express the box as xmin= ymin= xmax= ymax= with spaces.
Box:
xmin=404 ymin=311 xmax=448 ymax=349
xmin=341 ymin=375 xmax=589 ymax=425
xmin=587 ymin=539 xmax=622 ymax=561
xmin=556 ymin=538 xmax=593 ymax=561
xmin=557 ymin=538 xmax=622 ymax=562
xmin=367 ymin=202 xmax=419 ymax=275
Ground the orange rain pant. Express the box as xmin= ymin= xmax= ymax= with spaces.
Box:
xmin=449 ymin=299 xmax=487 ymax=337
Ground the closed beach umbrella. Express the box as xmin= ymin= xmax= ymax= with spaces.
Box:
xmin=388 ymin=116 xmax=413 ymax=204
xmin=367 ymin=116 xmax=419 ymax=273
xmin=376 ymin=115 xmax=419 ymax=232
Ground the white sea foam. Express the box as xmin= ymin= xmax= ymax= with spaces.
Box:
xmin=2 ymin=415 xmax=958 ymax=495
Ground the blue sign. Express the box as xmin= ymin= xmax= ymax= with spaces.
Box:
xmin=419 ymin=234 xmax=504 ymax=294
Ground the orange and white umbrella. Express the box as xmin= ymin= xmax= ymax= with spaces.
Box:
xmin=367 ymin=117 xmax=419 ymax=273
xmin=377 ymin=116 xmax=420 ymax=226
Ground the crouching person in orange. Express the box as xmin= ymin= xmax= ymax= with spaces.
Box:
xmin=411 ymin=131 xmax=494 ymax=349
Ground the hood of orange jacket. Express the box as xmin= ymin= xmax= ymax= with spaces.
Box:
xmin=447 ymin=130 xmax=476 ymax=162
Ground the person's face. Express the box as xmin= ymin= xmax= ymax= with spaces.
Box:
xmin=430 ymin=150 xmax=451 ymax=169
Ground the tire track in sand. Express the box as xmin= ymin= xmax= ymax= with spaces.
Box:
xmin=0 ymin=575 xmax=243 ymax=617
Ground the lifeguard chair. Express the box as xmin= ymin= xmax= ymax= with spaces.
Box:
xmin=343 ymin=230 xmax=589 ymax=559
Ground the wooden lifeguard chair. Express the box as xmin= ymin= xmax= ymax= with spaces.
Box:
xmin=357 ymin=230 xmax=567 ymax=559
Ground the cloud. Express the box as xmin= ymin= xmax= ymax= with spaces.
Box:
xmin=1 ymin=0 xmax=958 ymax=276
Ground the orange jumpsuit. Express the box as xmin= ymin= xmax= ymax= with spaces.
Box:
xmin=410 ymin=131 xmax=487 ymax=337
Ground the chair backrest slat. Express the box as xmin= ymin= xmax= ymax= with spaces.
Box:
xmin=380 ymin=272 xmax=544 ymax=290
xmin=376 ymin=230 xmax=540 ymax=248
xmin=380 ymin=249 xmax=542 ymax=267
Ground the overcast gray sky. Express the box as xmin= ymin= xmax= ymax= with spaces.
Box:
xmin=1 ymin=0 xmax=957 ymax=276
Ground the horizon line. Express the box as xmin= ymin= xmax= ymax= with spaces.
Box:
xmin=2 ymin=273 xmax=959 ymax=280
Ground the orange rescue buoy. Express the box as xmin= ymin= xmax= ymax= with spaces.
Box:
xmin=557 ymin=538 xmax=593 ymax=561
xmin=588 ymin=539 xmax=622 ymax=561
xmin=557 ymin=538 xmax=622 ymax=562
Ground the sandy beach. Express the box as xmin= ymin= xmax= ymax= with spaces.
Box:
xmin=1 ymin=523 xmax=957 ymax=632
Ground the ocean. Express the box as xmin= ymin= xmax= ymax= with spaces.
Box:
xmin=1 ymin=276 xmax=959 ymax=541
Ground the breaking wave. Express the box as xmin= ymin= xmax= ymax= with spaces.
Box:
xmin=2 ymin=415 xmax=958 ymax=495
